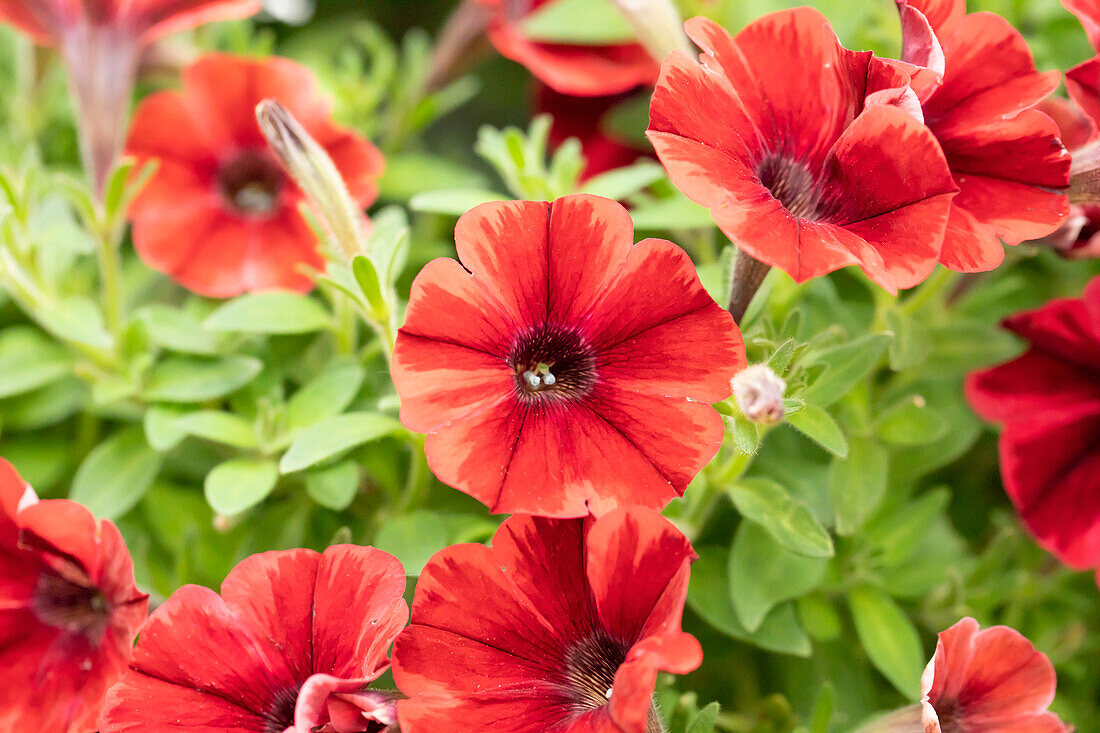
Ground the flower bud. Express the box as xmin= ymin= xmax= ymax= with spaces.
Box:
xmin=732 ymin=364 xmax=787 ymax=424
xmin=609 ymin=0 xmax=693 ymax=62
xmin=255 ymin=99 xmax=369 ymax=259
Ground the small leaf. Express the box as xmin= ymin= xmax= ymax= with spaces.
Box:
xmin=766 ymin=338 xmax=799 ymax=376
xmin=204 ymin=291 xmax=332 ymax=334
xmin=374 ymin=511 xmax=450 ymax=576
xmin=138 ymin=305 xmax=221 ymax=354
xmin=875 ymin=396 xmax=948 ymax=446
xmin=278 ymin=363 xmax=366 ymax=440
xmin=39 ymin=297 xmax=113 ymax=350
xmin=885 ymin=308 xmax=928 ymax=370
xmin=580 ymin=161 xmax=665 ymax=200
xmin=724 ymin=415 xmax=760 ymax=456
xmin=351 ymin=254 xmax=386 ymax=316
xmin=280 ymin=412 xmax=402 ymax=473
xmin=786 ymin=404 xmax=848 ymax=457
xmin=143 ymin=406 xmax=187 ymax=451
xmin=204 ymin=458 xmax=279 ymax=516
xmin=175 ymin=411 xmax=259 ymax=449
xmin=630 ymin=194 xmax=715 ymax=230
xmin=521 ymin=0 xmax=636 ymax=44
xmin=727 ymin=523 xmax=828 ymax=632
xmin=409 ymin=189 xmax=508 ymax=216
xmin=685 ymin=702 xmax=721 ymax=733
xmin=70 ymin=427 xmax=162 ymax=519
xmin=848 ymin=586 xmax=924 ymax=697
xmin=728 ymin=478 xmax=834 ymax=558
xmin=802 ymin=333 xmax=890 ymax=406
xmin=304 ymin=460 xmax=360 ymax=511
xmin=144 ymin=356 xmax=262 ymax=403
xmin=0 ymin=327 xmax=71 ymax=398
xmin=809 ymin=684 xmax=835 ymax=733
xmin=828 ymin=437 xmax=888 ymax=535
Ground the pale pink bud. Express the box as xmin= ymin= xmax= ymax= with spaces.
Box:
xmin=732 ymin=364 xmax=786 ymax=424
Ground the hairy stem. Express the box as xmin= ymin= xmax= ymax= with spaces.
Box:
xmin=727 ymin=248 xmax=771 ymax=324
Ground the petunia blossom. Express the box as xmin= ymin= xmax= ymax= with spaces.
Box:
xmin=392 ymin=507 xmax=702 ymax=733
xmin=391 ymin=193 xmax=745 ymax=518
xmin=125 ymin=53 xmax=384 ymax=297
xmin=476 ymin=0 xmax=659 ymax=96
xmin=893 ymin=0 xmax=1071 ymax=271
xmin=647 ymin=9 xmax=958 ymax=296
xmin=966 ymin=277 xmax=1100 ymax=580
xmin=0 ymin=457 xmax=148 ymax=733
xmin=921 ymin=618 xmax=1070 ymax=733
xmin=100 ymin=544 xmax=408 ymax=733
xmin=0 ymin=0 xmax=260 ymax=191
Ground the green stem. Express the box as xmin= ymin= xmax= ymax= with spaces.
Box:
xmin=96 ymin=232 xmax=123 ymax=344
xmin=397 ymin=432 xmax=429 ymax=513
xmin=901 ymin=265 xmax=959 ymax=315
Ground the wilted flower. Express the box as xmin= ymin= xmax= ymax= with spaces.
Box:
xmin=732 ymin=364 xmax=787 ymax=425
xmin=0 ymin=458 xmax=148 ymax=733
xmin=393 ymin=508 xmax=701 ymax=733
xmin=124 ymin=53 xmax=384 ymax=296
xmin=100 ymin=545 xmax=408 ymax=733
xmin=391 ymin=193 xmax=745 ymax=517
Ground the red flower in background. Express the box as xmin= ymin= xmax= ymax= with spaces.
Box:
xmin=538 ymin=85 xmax=649 ymax=179
xmin=478 ymin=0 xmax=658 ymax=96
xmin=894 ymin=0 xmax=1071 ymax=271
xmin=391 ymin=194 xmax=745 ymax=518
xmin=0 ymin=458 xmax=147 ymax=733
xmin=393 ymin=508 xmax=701 ymax=733
xmin=647 ymin=10 xmax=958 ymax=293
xmin=125 ymin=53 xmax=384 ymax=297
xmin=922 ymin=618 xmax=1070 ymax=733
xmin=966 ymin=278 xmax=1100 ymax=582
xmin=100 ymin=545 xmax=407 ymax=733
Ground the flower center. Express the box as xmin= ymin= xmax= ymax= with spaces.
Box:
xmin=33 ymin=572 xmax=110 ymax=643
xmin=562 ymin=631 xmax=630 ymax=712
xmin=263 ymin=686 xmax=300 ymax=733
xmin=757 ymin=154 xmax=821 ymax=220
xmin=509 ymin=325 xmax=596 ymax=402
xmin=218 ymin=150 xmax=285 ymax=216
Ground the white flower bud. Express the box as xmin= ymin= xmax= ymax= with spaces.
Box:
xmin=732 ymin=364 xmax=787 ymax=425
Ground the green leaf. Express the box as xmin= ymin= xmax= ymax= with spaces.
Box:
xmin=786 ymin=404 xmax=848 ymax=457
xmin=809 ymin=684 xmax=835 ymax=733
xmin=875 ymin=396 xmax=948 ymax=446
xmin=304 ymin=460 xmax=360 ymax=510
xmin=278 ymin=363 xmax=366 ymax=440
xmin=828 ymin=437 xmax=888 ymax=535
xmin=727 ymin=478 xmax=834 ymax=558
xmin=351 ymin=254 xmax=386 ymax=316
xmin=378 ymin=153 xmax=489 ymax=201
xmin=280 ymin=412 xmax=402 ymax=473
xmin=864 ymin=488 xmax=951 ymax=568
xmin=0 ymin=378 xmax=84 ymax=430
xmin=885 ymin=308 xmax=928 ymax=370
xmin=848 ymin=586 xmax=924 ymax=697
xmin=70 ymin=427 xmax=162 ymax=519
xmin=630 ymin=194 xmax=715 ymax=230
xmin=137 ymin=305 xmax=221 ymax=355
xmin=204 ymin=458 xmax=279 ymax=516
xmin=802 ymin=333 xmax=891 ymax=406
xmin=728 ymin=522 xmax=828 ymax=632
xmin=521 ymin=0 xmax=636 ymax=44
xmin=797 ymin=594 xmax=841 ymax=641
xmin=204 ymin=291 xmax=332 ymax=334
xmin=175 ymin=411 xmax=259 ymax=449
xmin=144 ymin=356 xmax=262 ymax=403
xmin=580 ymin=161 xmax=665 ymax=200
xmin=0 ymin=326 xmax=71 ymax=398
xmin=724 ymin=415 xmax=760 ymax=456
xmin=38 ymin=297 xmax=113 ymax=350
xmin=767 ymin=338 xmax=799 ymax=376
xmin=409 ymin=188 xmax=509 ymax=216
xmin=685 ymin=702 xmax=721 ymax=733
xmin=924 ymin=320 xmax=1021 ymax=374
xmin=686 ymin=547 xmax=812 ymax=657
xmin=143 ymin=406 xmax=187 ymax=451
xmin=374 ymin=511 xmax=450 ymax=576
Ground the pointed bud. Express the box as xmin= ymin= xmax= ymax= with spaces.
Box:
xmin=732 ymin=364 xmax=786 ymax=424
xmin=255 ymin=99 xmax=369 ymax=260
xmin=609 ymin=0 xmax=693 ymax=62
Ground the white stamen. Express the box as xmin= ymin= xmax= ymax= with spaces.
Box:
xmin=542 ymin=372 xmax=556 ymax=386
xmin=605 ymin=687 xmax=613 ymax=700
xmin=524 ymin=371 xmax=542 ymax=389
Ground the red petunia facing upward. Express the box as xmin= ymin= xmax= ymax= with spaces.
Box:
xmin=966 ymin=277 xmax=1100 ymax=583
xmin=921 ymin=617 xmax=1069 ymax=733
xmin=125 ymin=53 xmax=384 ymax=297
xmin=100 ymin=545 xmax=408 ymax=733
xmin=393 ymin=507 xmax=701 ymax=733
xmin=391 ymin=193 xmax=745 ymax=518
xmin=0 ymin=458 xmax=148 ymax=733
xmin=894 ymin=0 xmax=1071 ymax=271
xmin=647 ymin=9 xmax=958 ymax=294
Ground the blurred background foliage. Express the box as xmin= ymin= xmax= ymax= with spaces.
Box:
xmin=0 ymin=0 xmax=1097 ymax=731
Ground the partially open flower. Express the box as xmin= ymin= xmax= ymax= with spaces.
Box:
xmin=732 ymin=364 xmax=786 ymax=425
xmin=0 ymin=457 xmax=148 ymax=733
xmin=100 ymin=545 xmax=408 ymax=733
xmin=393 ymin=508 xmax=701 ymax=733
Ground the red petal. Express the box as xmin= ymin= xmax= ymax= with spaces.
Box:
xmin=102 ymin=671 xmax=265 ymax=732
xmin=1064 ymin=0 xmax=1100 ymax=50
xmin=966 ymin=349 xmax=1100 ymax=425
xmin=397 ymin=691 xmax=567 ymax=733
xmin=902 ymin=0 xmax=965 ymax=31
xmin=135 ymin=0 xmax=260 ymax=42
xmin=1067 ymin=56 xmax=1100 ymax=135
xmin=1039 ymin=95 xmax=1097 ymax=151
xmin=608 ymin=633 xmax=703 ymax=733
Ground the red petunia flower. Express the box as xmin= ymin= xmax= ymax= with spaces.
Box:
xmin=0 ymin=458 xmax=148 ymax=733
xmin=391 ymin=193 xmax=745 ymax=518
xmin=921 ymin=617 xmax=1070 ymax=733
xmin=392 ymin=507 xmax=701 ymax=733
xmin=894 ymin=0 xmax=1071 ymax=271
xmin=537 ymin=85 xmax=649 ymax=179
xmin=125 ymin=53 xmax=384 ymax=297
xmin=647 ymin=9 xmax=958 ymax=293
xmin=477 ymin=0 xmax=658 ymax=96
xmin=100 ymin=544 xmax=408 ymax=733
xmin=966 ymin=277 xmax=1100 ymax=580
